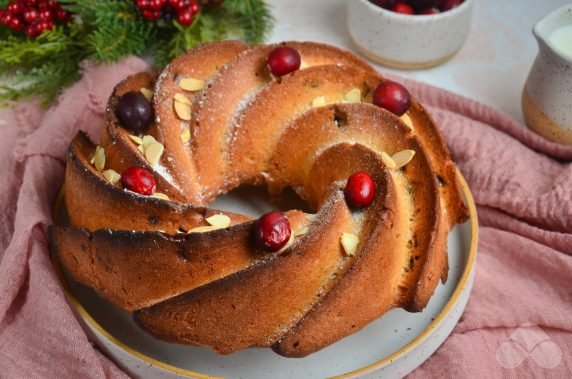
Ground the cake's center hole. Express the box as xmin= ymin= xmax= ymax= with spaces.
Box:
xmin=209 ymin=185 xmax=312 ymax=217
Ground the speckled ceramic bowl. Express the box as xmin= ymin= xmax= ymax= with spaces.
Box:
xmin=347 ymin=0 xmax=474 ymax=69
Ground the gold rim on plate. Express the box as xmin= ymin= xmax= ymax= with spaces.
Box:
xmin=50 ymin=170 xmax=478 ymax=379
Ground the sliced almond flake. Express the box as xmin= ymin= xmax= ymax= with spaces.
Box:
xmin=140 ymin=88 xmax=153 ymax=101
xmin=180 ymin=127 xmax=191 ymax=143
xmin=93 ymin=145 xmax=105 ymax=172
xmin=141 ymin=134 xmax=157 ymax=148
xmin=129 ymin=135 xmax=143 ymax=145
xmin=205 ymin=214 xmax=231 ymax=228
xmin=145 ymin=140 xmax=164 ymax=166
xmin=174 ymin=93 xmax=191 ymax=105
xmin=344 ymin=88 xmax=361 ymax=103
xmin=400 ymin=113 xmax=414 ymax=130
xmin=327 ymin=95 xmax=344 ymax=105
xmin=295 ymin=226 xmax=309 ymax=237
xmin=102 ymin=169 xmax=121 ymax=185
xmin=312 ymin=96 xmax=326 ymax=108
xmin=380 ymin=151 xmax=396 ymax=169
xmin=188 ymin=225 xmax=220 ymax=234
xmin=277 ymin=233 xmax=295 ymax=254
xmin=138 ymin=144 xmax=145 ymax=153
xmin=341 ymin=232 xmax=359 ymax=256
xmin=392 ymin=150 xmax=416 ymax=169
xmin=299 ymin=60 xmax=309 ymax=70
xmin=174 ymin=100 xmax=191 ymax=121
xmin=153 ymin=192 xmax=170 ymax=200
xmin=179 ymin=77 xmax=205 ymax=92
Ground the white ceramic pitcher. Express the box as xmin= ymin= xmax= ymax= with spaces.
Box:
xmin=522 ymin=4 xmax=572 ymax=145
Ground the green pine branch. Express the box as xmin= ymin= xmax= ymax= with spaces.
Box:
xmin=0 ymin=59 xmax=80 ymax=107
xmin=0 ymin=0 xmax=274 ymax=107
xmin=0 ymin=26 xmax=84 ymax=106
xmin=223 ymin=0 xmax=274 ymax=42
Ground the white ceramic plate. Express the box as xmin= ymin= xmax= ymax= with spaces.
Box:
xmin=52 ymin=173 xmax=478 ymax=379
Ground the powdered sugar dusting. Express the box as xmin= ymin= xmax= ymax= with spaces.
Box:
xmin=153 ymin=162 xmax=181 ymax=192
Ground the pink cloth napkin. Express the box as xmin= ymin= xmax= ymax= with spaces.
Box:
xmin=0 ymin=57 xmax=570 ymax=378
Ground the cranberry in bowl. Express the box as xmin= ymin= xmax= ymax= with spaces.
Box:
xmin=347 ymin=0 xmax=474 ymax=69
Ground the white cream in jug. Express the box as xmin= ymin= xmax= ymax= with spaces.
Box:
xmin=549 ymin=24 xmax=572 ymax=59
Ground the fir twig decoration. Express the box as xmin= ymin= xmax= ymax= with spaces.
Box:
xmin=0 ymin=0 xmax=273 ymax=107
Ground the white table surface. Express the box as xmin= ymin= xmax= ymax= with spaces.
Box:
xmin=267 ymin=0 xmax=570 ymax=125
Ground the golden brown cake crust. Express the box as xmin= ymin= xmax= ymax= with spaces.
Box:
xmin=134 ymin=190 xmax=355 ymax=354
xmin=50 ymin=209 xmax=308 ymax=313
xmin=66 ymin=131 xmax=249 ymax=233
xmin=51 ymin=40 xmax=469 ymax=358
xmin=152 ymin=40 xmax=248 ymax=205
xmin=192 ymin=41 xmax=377 ymax=201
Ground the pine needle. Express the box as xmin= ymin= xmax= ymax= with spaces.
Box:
xmin=0 ymin=0 xmax=273 ymax=107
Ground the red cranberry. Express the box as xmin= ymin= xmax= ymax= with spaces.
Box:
xmin=36 ymin=20 xmax=53 ymax=34
xmin=439 ymin=0 xmax=462 ymax=11
xmin=136 ymin=0 xmax=150 ymax=9
xmin=55 ymin=8 xmax=69 ymax=22
xmin=372 ymin=80 xmax=411 ymax=116
xmin=6 ymin=13 xmax=16 ymax=26
xmin=23 ymin=8 xmax=38 ymax=23
xmin=267 ymin=47 xmax=301 ymax=77
xmin=7 ymin=1 xmax=23 ymax=14
xmin=408 ymin=0 xmax=441 ymax=9
xmin=46 ymin=0 xmax=58 ymax=9
xmin=344 ymin=172 xmax=375 ymax=208
xmin=369 ymin=0 xmax=396 ymax=10
xmin=115 ymin=91 xmax=154 ymax=133
xmin=190 ymin=0 xmax=200 ymax=14
xmin=418 ymin=7 xmax=440 ymax=14
xmin=149 ymin=0 xmax=166 ymax=11
xmin=254 ymin=211 xmax=291 ymax=253
xmin=142 ymin=9 xmax=161 ymax=21
xmin=392 ymin=3 xmax=414 ymax=14
xmin=8 ymin=16 xmax=24 ymax=31
xmin=121 ymin=167 xmax=156 ymax=196
xmin=38 ymin=9 xmax=52 ymax=21
xmin=169 ymin=0 xmax=186 ymax=10
xmin=0 ymin=10 xmax=9 ymax=25
xmin=177 ymin=9 xmax=194 ymax=26
xmin=26 ymin=22 xmax=40 ymax=38
xmin=142 ymin=9 xmax=154 ymax=20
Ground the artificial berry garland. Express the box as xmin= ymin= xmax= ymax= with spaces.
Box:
xmin=0 ymin=0 xmax=71 ymax=38
xmin=135 ymin=0 xmax=200 ymax=24
xmin=0 ymin=0 xmax=273 ymax=106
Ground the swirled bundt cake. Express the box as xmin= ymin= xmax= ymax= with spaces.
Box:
xmin=49 ymin=40 xmax=469 ymax=357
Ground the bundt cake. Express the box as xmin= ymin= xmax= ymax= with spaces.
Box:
xmin=49 ymin=40 xmax=469 ymax=357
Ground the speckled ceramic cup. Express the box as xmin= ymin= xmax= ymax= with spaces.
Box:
xmin=522 ymin=4 xmax=572 ymax=145
xmin=347 ymin=0 xmax=474 ymax=69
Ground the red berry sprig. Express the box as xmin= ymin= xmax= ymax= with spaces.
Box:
xmin=134 ymin=0 xmax=201 ymax=26
xmin=0 ymin=0 xmax=71 ymax=38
